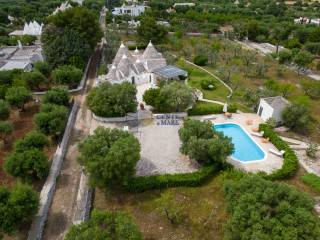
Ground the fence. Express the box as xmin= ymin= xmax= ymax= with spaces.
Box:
xmin=27 ymin=102 xmax=79 ymax=240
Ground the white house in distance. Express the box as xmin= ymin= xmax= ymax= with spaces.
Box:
xmin=9 ymin=21 xmax=43 ymax=37
xmin=0 ymin=42 xmax=44 ymax=72
xmin=257 ymin=96 xmax=290 ymax=124
xmin=97 ymin=41 xmax=187 ymax=86
xmin=112 ymin=4 xmax=147 ymax=17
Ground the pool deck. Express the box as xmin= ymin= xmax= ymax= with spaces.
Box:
xmin=192 ymin=113 xmax=284 ymax=174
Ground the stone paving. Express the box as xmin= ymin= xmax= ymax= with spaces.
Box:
xmin=192 ymin=113 xmax=284 ymax=174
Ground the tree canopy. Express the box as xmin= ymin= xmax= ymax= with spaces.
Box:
xmin=78 ymin=127 xmax=140 ymax=187
xmin=224 ymin=175 xmax=320 ymax=240
xmin=87 ymin=82 xmax=137 ymax=117
xmin=5 ymin=86 xmax=32 ymax=111
xmin=43 ymin=87 xmax=70 ymax=106
xmin=0 ymin=184 xmax=39 ymax=236
xmin=179 ymin=119 xmax=234 ymax=165
xmin=65 ymin=210 xmax=143 ymax=240
xmin=137 ymin=16 xmax=168 ymax=44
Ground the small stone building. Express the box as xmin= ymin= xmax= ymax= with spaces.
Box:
xmin=257 ymin=96 xmax=290 ymax=123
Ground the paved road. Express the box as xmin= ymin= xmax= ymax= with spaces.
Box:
xmin=42 ymin=45 xmax=101 ymax=240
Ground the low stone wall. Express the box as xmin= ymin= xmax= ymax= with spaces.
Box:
xmin=72 ymin=171 xmax=93 ymax=225
xmin=92 ymin=113 xmax=127 ymax=123
xmin=27 ymin=102 xmax=79 ymax=240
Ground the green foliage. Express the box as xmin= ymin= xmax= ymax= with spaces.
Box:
xmin=293 ymin=50 xmax=314 ymax=74
xmin=188 ymin=102 xmax=223 ymax=116
xmin=282 ymin=103 xmax=311 ymax=131
xmin=124 ymin=165 xmax=217 ymax=193
xmin=14 ymin=131 xmax=49 ymax=152
xmin=301 ymin=173 xmax=320 ymax=193
xmin=278 ymin=50 xmax=292 ymax=64
xmin=200 ymin=79 xmax=217 ymax=90
xmin=259 ymin=124 xmax=299 ymax=180
xmin=78 ymin=127 xmax=141 ymax=188
xmin=65 ymin=210 xmax=143 ymax=240
xmin=4 ymin=148 xmax=49 ymax=181
xmin=34 ymin=62 xmax=52 ymax=78
xmin=0 ymin=184 xmax=39 ymax=236
xmin=142 ymin=87 xmax=160 ymax=107
xmin=0 ymin=100 xmax=10 ymax=120
xmin=52 ymin=65 xmax=82 ymax=86
xmin=137 ymin=16 xmax=168 ymax=44
xmin=33 ymin=104 xmax=68 ymax=136
xmin=87 ymin=82 xmax=137 ymax=117
xmin=143 ymin=82 xmax=194 ymax=113
xmin=224 ymin=175 xmax=320 ymax=240
xmin=301 ymin=79 xmax=320 ymax=100
xmin=5 ymin=86 xmax=32 ymax=110
xmin=21 ymin=71 xmax=47 ymax=90
xmin=43 ymin=87 xmax=69 ymax=106
xmin=193 ymin=55 xmax=208 ymax=66
xmin=179 ymin=119 xmax=234 ymax=165
xmin=0 ymin=121 xmax=13 ymax=142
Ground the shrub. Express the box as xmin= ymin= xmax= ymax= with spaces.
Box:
xmin=78 ymin=127 xmax=141 ymax=188
xmin=193 ymin=55 xmax=208 ymax=66
xmin=301 ymin=79 xmax=320 ymax=100
xmin=224 ymin=175 xmax=320 ymax=240
xmin=87 ymin=82 xmax=137 ymax=117
xmin=306 ymin=143 xmax=318 ymax=159
xmin=0 ymin=100 xmax=10 ymax=120
xmin=188 ymin=103 xmax=223 ymax=116
xmin=259 ymin=124 xmax=299 ymax=180
xmin=124 ymin=165 xmax=217 ymax=192
xmin=65 ymin=210 xmax=143 ymax=240
xmin=43 ymin=87 xmax=69 ymax=106
xmin=5 ymin=86 xmax=32 ymax=110
xmin=4 ymin=148 xmax=49 ymax=180
xmin=52 ymin=65 xmax=82 ymax=86
xmin=278 ymin=49 xmax=292 ymax=64
xmin=282 ymin=103 xmax=311 ymax=131
xmin=301 ymin=173 xmax=320 ymax=192
xmin=200 ymin=79 xmax=217 ymax=90
xmin=34 ymin=104 xmax=68 ymax=136
xmin=0 ymin=184 xmax=39 ymax=235
xmin=21 ymin=71 xmax=47 ymax=90
xmin=143 ymin=87 xmax=160 ymax=107
xmin=187 ymin=102 xmax=237 ymax=116
xmin=34 ymin=62 xmax=52 ymax=77
xmin=14 ymin=131 xmax=49 ymax=152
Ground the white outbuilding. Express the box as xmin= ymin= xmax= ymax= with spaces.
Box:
xmin=257 ymin=96 xmax=290 ymax=123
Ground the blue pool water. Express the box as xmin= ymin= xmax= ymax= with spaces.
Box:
xmin=213 ymin=123 xmax=265 ymax=162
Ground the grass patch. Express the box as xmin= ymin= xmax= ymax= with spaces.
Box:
xmin=301 ymin=173 xmax=320 ymax=193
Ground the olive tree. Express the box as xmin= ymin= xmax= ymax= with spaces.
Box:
xmin=5 ymin=86 xmax=32 ymax=111
xmin=0 ymin=121 xmax=13 ymax=143
xmin=43 ymin=87 xmax=69 ymax=106
xmin=87 ymin=82 xmax=137 ymax=117
xmin=78 ymin=127 xmax=140 ymax=187
xmin=0 ymin=100 xmax=10 ymax=120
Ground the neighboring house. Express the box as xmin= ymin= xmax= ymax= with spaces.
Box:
xmin=257 ymin=96 xmax=290 ymax=123
xmin=0 ymin=43 xmax=44 ymax=72
xmin=97 ymin=41 xmax=187 ymax=86
xmin=112 ymin=4 xmax=146 ymax=16
xmin=294 ymin=17 xmax=320 ymax=26
xmin=9 ymin=21 xmax=43 ymax=37
xmin=52 ymin=2 xmax=72 ymax=15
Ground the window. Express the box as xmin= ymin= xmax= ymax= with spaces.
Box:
xmin=131 ymin=76 xmax=135 ymax=84
xmin=258 ymin=106 xmax=263 ymax=116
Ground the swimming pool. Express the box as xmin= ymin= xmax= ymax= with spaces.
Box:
xmin=213 ymin=123 xmax=266 ymax=163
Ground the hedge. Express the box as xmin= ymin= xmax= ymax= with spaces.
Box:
xmin=188 ymin=102 xmax=237 ymax=116
xmin=301 ymin=173 xmax=320 ymax=192
xmin=259 ymin=124 xmax=299 ymax=180
xmin=124 ymin=165 xmax=218 ymax=193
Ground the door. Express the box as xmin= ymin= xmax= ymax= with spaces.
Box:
xmin=258 ymin=106 xmax=263 ymax=116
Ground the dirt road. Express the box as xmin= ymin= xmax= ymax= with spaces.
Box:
xmin=42 ymin=45 xmax=101 ymax=240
